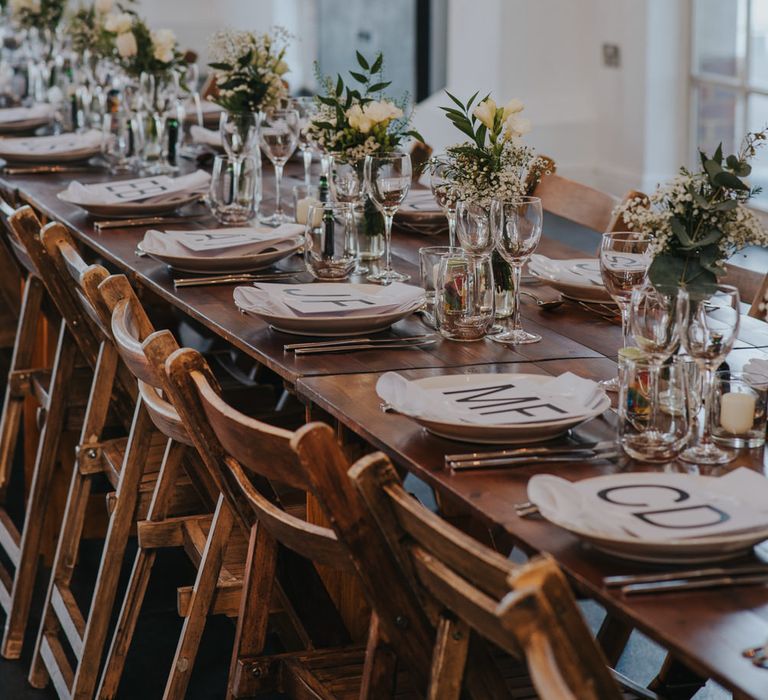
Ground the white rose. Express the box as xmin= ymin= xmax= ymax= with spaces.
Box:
xmin=501 ymin=98 xmax=524 ymax=119
xmin=346 ymin=104 xmax=373 ymax=134
xmin=473 ymin=98 xmax=497 ymax=129
xmin=115 ymin=31 xmax=138 ymax=58
xmin=151 ymin=29 xmax=176 ymax=64
xmin=94 ymin=0 xmax=113 ymax=14
xmin=10 ymin=0 xmax=39 ymax=13
xmin=104 ymin=12 xmax=133 ymax=34
xmin=363 ymin=100 xmax=403 ymax=125
xmin=274 ymin=59 xmax=289 ymax=76
xmin=503 ymin=114 xmax=531 ymax=141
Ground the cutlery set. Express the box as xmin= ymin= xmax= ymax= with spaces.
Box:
xmin=95 ymin=214 xmax=208 ymax=230
xmin=444 ymin=440 xmax=618 ymax=471
xmin=2 ymin=164 xmax=103 ymax=175
xmin=173 ymin=271 xmax=300 ymax=288
xmin=605 ymin=565 xmax=768 ymax=596
xmin=284 ymin=334 xmax=436 ymax=356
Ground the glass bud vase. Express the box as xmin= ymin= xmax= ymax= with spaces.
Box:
xmin=492 ymin=251 xmax=514 ymax=319
xmin=355 ymin=195 xmax=385 ymax=261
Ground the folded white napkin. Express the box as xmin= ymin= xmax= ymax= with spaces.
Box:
xmin=199 ymin=100 xmax=223 ymax=115
xmin=528 ymin=468 xmax=768 ymax=542
xmin=376 ymin=371 xmax=605 ymax=426
xmin=399 ymin=190 xmax=441 ymax=214
xmin=60 ymin=170 xmax=211 ymax=206
xmin=744 ymin=358 xmax=768 ymax=388
xmin=529 ymin=255 xmax=605 ymax=287
xmin=0 ymin=129 xmax=101 ymax=157
xmin=189 ymin=125 xmax=222 ymax=148
xmin=0 ymin=104 xmax=52 ymax=124
xmin=234 ymin=282 xmax=424 ymax=319
xmin=141 ymin=224 xmax=303 ymax=258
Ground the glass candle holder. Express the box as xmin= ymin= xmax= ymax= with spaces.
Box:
xmin=304 ymin=202 xmax=357 ymax=280
xmin=293 ymin=184 xmax=321 ymax=225
xmin=209 ymin=155 xmax=261 ymax=225
xmin=711 ymin=372 xmax=767 ymax=449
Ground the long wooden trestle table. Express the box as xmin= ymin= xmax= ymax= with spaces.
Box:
xmin=3 ymin=166 xmax=768 ymax=698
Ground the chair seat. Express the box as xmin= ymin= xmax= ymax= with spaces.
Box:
xmin=30 ymin=365 xmax=92 ymax=409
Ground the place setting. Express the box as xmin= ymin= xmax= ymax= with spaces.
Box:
xmin=0 ymin=129 xmax=103 ymax=170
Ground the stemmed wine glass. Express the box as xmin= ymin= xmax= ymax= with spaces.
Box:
xmin=291 ymin=96 xmax=318 ymax=187
xmin=219 ymin=111 xmax=260 ymax=161
xmin=429 ymin=156 xmax=457 ymax=246
xmin=629 ymin=283 xmax=689 ymax=460
xmin=679 ymin=284 xmax=741 ymax=465
xmin=259 ymin=108 xmax=300 ymax=226
xmin=599 ymin=232 xmax=653 ymax=391
xmin=364 ymin=152 xmax=412 ymax=284
xmin=489 ymin=196 xmax=543 ymax=344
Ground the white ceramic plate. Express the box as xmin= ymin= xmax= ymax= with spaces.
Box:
xmin=0 ymin=116 xmax=51 ymax=134
xmin=139 ymin=236 xmax=303 ymax=274
xmin=235 ymin=282 xmax=425 ymax=337
xmin=0 ymin=145 xmax=101 ymax=164
xmin=57 ymin=191 xmax=202 ymax=218
xmin=539 ymin=472 xmax=768 ymax=564
xmin=401 ymin=373 xmax=610 ymax=444
xmin=528 ymin=257 xmax=615 ymax=303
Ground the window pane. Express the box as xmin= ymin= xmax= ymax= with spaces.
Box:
xmin=750 ymin=0 xmax=768 ymax=88
xmin=694 ymin=84 xmax=738 ymax=156
xmin=748 ymin=93 xmax=768 ymax=206
xmin=693 ymin=0 xmax=747 ymax=77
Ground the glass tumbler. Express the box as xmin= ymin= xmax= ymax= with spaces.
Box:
xmin=304 ymin=202 xmax=357 ymax=280
xmin=209 ymin=155 xmax=261 ymax=225
xmin=619 ymin=355 xmax=690 ymax=463
xmin=435 ymin=252 xmax=495 ymax=342
xmin=419 ymin=245 xmax=462 ymax=327
xmin=101 ymin=111 xmax=132 ymax=173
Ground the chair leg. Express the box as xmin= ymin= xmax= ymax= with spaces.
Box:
xmin=163 ymin=494 xmax=235 ymax=700
xmin=1 ymin=322 xmax=77 ymax=660
xmin=427 ymin=616 xmax=470 ymax=700
xmin=27 ymin=340 xmax=119 ymax=688
xmin=96 ymin=440 xmax=188 ymax=700
xmin=70 ymin=401 xmax=157 ymax=700
xmin=359 ymin=613 xmax=398 ymax=700
xmin=0 ymin=276 xmax=44 ymax=497
xmin=226 ymin=522 xmax=277 ymax=700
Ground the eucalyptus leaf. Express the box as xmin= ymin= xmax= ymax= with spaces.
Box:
xmin=713 ymin=170 xmax=749 ymax=191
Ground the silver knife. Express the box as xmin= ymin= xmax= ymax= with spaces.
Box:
xmin=3 ymin=165 xmax=102 ymax=175
xmin=293 ymin=340 xmax=436 ymax=355
xmin=605 ymin=564 xmax=768 ymax=587
xmin=446 ymin=450 xmax=620 ymax=471
xmin=445 ymin=441 xmax=613 ymax=464
xmin=95 ymin=215 xmax=208 ymax=230
xmin=621 ymin=574 xmax=768 ymax=595
xmin=285 ymin=334 xmax=435 ymax=351
xmin=174 ymin=271 xmax=299 ymax=288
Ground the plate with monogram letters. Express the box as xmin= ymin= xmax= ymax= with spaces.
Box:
xmin=528 ymin=470 xmax=768 ymax=563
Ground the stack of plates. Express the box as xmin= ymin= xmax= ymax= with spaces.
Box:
xmin=376 ymin=372 xmax=610 ymax=443
xmin=395 ymin=190 xmax=446 ymax=235
xmin=234 ymin=282 xmax=425 ymax=336
xmin=0 ymin=130 xmax=102 ymax=164
xmin=528 ymin=470 xmax=768 ymax=563
xmin=527 ymin=255 xmax=613 ymax=303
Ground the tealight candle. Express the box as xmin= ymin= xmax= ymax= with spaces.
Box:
xmin=720 ymin=391 xmax=756 ymax=434
xmin=296 ymin=196 xmax=322 ymax=226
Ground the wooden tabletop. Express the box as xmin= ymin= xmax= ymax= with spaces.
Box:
xmin=4 ymin=164 xmax=768 ymax=697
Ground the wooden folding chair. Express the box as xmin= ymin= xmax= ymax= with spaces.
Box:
xmin=162 ymin=346 xmax=433 ymax=699
xmin=749 ymin=273 xmax=768 ymax=320
xmin=341 ymin=451 xmax=656 ymax=700
xmin=19 ymin=221 xmax=200 ymax=698
xmin=94 ymin=274 xmax=302 ymax=700
xmin=0 ymin=205 xmax=102 ymax=660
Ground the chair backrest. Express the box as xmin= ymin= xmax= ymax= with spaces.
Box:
xmin=163 ymin=346 xmax=355 ymax=571
xmin=347 ymin=451 xmax=624 ymax=700
xmin=749 ymin=273 xmax=768 ymax=320
xmin=99 ymin=274 xmax=193 ymax=447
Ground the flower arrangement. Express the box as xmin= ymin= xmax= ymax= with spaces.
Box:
xmin=9 ymin=0 xmax=66 ymax=32
xmin=432 ymin=92 xmax=550 ymax=208
xmin=207 ymin=28 xmax=289 ymax=113
xmin=307 ymin=51 xmax=422 ymax=162
xmin=615 ymin=129 xmax=768 ymax=295
xmin=66 ymin=0 xmax=125 ymax=57
xmin=102 ymin=10 xmax=184 ymax=77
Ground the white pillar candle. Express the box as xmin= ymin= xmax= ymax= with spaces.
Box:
xmin=720 ymin=392 xmax=756 ymax=434
xmin=296 ymin=197 xmax=322 ymax=226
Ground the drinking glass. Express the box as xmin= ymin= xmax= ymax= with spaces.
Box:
xmin=619 ymin=355 xmax=690 ymax=462
xmin=330 ymin=156 xmax=364 ymax=206
xmin=629 ymin=283 xmax=689 ymax=459
xmin=435 ymin=252 xmax=495 ymax=342
xmin=291 ymin=96 xmax=318 ymax=187
xmin=489 ymin=196 xmax=543 ymax=344
xmin=710 ymin=371 xmax=767 ymax=449
xmin=219 ymin=111 xmax=260 ymax=161
xmin=364 ymin=152 xmax=412 ymax=284
xmin=455 ymin=201 xmax=494 ymax=255
xmin=259 ymin=108 xmax=300 ymax=226
xmin=304 ymin=202 xmax=357 ymax=280
xmin=419 ymin=245 xmax=462 ymax=327
xmin=139 ymin=71 xmax=179 ymax=175
xmin=598 ymin=231 xmax=653 ymax=391
xmin=429 ymin=155 xmax=457 ymax=246
xmin=101 ymin=111 xmax=132 ymax=174
xmin=209 ymin=155 xmax=261 ymax=225
xmin=680 ymin=285 xmax=741 ymax=465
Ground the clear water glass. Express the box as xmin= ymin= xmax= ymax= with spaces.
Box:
xmin=680 ymin=284 xmax=741 ymax=465
xmin=330 ymin=156 xmax=364 ymax=205
xmin=259 ymin=108 xmax=300 ymax=226
xmin=219 ymin=111 xmax=260 ymax=161
xmin=209 ymin=155 xmax=261 ymax=225
xmin=490 ymin=196 xmax=543 ymax=345
xmin=429 ymin=156 xmax=457 ymax=246
xmin=304 ymin=202 xmax=357 ymax=280
xmin=364 ymin=151 xmax=412 ymax=284
xmin=101 ymin=111 xmax=132 ymax=174
xmin=419 ymin=245 xmax=462 ymax=327
xmin=455 ymin=200 xmax=495 ymax=256
xmin=291 ymin=96 xmax=318 ymax=187
xmin=598 ymin=231 xmax=652 ymax=392
xmin=435 ymin=252 xmax=495 ymax=342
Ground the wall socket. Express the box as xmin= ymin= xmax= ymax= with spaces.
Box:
xmin=602 ymin=43 xmax=621 ymax=68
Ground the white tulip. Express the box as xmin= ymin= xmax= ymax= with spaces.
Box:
xmin=94 ymin=0 xmax=113 ymax=14
xmin=115 ymin=31 xmax=138 ymax=58
xmin=105 ymin=12 xmax=133 ymax=34
xmin=473 ymin=98 xmax=497 ymax=129
xmin=502 ymin=98 xmax=524 ymax=119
